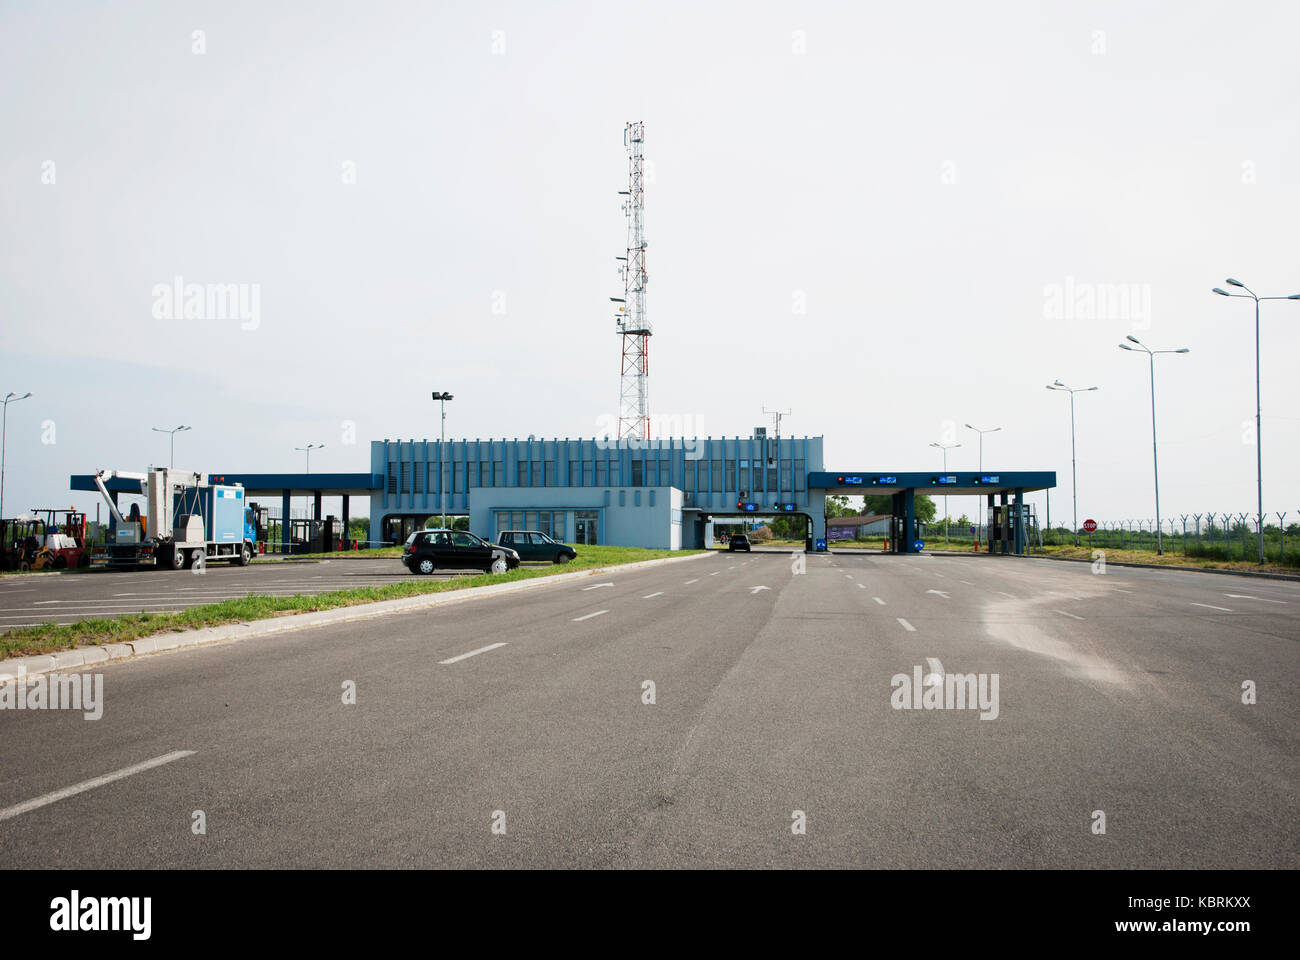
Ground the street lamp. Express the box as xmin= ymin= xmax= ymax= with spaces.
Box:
xmin=929 ymin=440 xmax=961 ymax=543
xmin=1212 ymin=279 xmax=1300 ymax=563
xmin=964 ymin=424 xmax=1001 ymax=548
xmin=294 ymin=443 xmax=324 ymax=528
xmin=1119 ymin=336 xmax=1188 ymax=555
xmin=151 ymin=425 xmax=191 ymax=468
xmin=1045 ymin=381 xmax=1098 ymax=546
xmin=432 ymin=391 xmax=454 ymax=529
xmin=1 ymin=391 xmax=33 ymax=522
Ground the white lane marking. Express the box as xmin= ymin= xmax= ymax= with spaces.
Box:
xmin=926 ymin=589 xmax=950 ymax=599
xmin=996 ymin=591 xmax=1016 ymax=599
xmin=749 ymin=585 xmax=771 ymax=594
xmin=873 ymin=597 xmax=886 ymax=605
xmin=684 ymin=578 xmax=699 ymax=585
xmin=1224 ymin=594 xmax=1287 ymax=604
xmin=1055 ymin=610 xmax=1085 ymax=620
xmin=0 ymin=750 xmax=195 ymax=823
xmin=896 ymin=618 xmax=916 ymax=632
xmin=1112 ymin=588 xmax=1134 ymax=593
xmin=1191 ymin=602 xmax=1232 ymax=612
xmin=959 ymin=580 xmax=974 ymax=585
xmin=582 ymin=583 xmax=614 ymax=591
xmin=642 ymin=592 xmax=664 ymax=599
xmin=857 ymin=583 xmax=866 ymax=589
xmin=933 ymin=572 xmax=946 ymax=579
xmin=710 ymin=572 xmax=720 ymax=576
xmin=571 ymin=610 xmax=609 ymax=622
xmin=439 ymin=642 xmax=509 ymax=664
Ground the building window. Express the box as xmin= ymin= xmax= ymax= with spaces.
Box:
xmin=596 ymin=460 xmax=607 ymax=486
xmin=768 ymin=467 xmax=777 ymax=493
xmin=631 ymin=459 xmax=643 ymax=486
xmin=493 ymin=461 xmax=503 ymax=487
xmin=526 ymin=510 xmax=538 ymax=530
xmin=781 ymin=460 xmax=791 ymax=492
xmin=795 ymin=459 xmax=805 ymax=491
xmin=685 ymin=462 xmax=696 ymax=491
xmin=725 ymin=461 xmax=736 ymax=492
xmin=538 ymin=512 xmax=552 ymax=538
xmin=400 ymin=461 xmax=410 ymax=494
xmin=711 ymin=459 xmax=723 ymax=493
xmin=645 ymin=458 xmax=656 ymax=486
xmin=583 ymin=461 xmax=593 ymax=486
xmin=569 ymin=460 xmax=580 ymax=486
xmin=660 ymin=456 xmax=671 ymax=487
xmin=619 ymin=490 xmax=626 ymax=506
xmin=387 ymin=463 xmax=397 ymax=495
xmin=634 ymin=490 xmax=641 ymax=507
xmin=649 ymin=489 xmax=655 ymax=507
xmin=545 ymin=461 xmax=555 ymax=486
xmin=609 ymin=464 xmax=620 ymax=486
xmin=531 ymin=461 xmax=542 ymax=487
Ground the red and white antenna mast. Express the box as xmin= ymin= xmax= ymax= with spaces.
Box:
xmin=613 ymin=121 xmax=651 ymax=441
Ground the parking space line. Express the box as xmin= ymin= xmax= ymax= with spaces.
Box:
xmin=0 ymin=750 xmax=195 ymax=823
xmin=438 ymin=642 xmax=509 ymax=664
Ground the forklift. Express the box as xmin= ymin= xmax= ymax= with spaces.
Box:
xmin=0 ymin=516 xmax=45 ymax=572
xmin=29 ymin=508 xmax=91 ymax=569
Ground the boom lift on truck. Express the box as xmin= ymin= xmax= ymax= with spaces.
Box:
xmin=90 ymin=467 xmax=257 ymax=570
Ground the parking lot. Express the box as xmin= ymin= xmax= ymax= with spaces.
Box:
xmin=0 ymin=558 xmax=478 ymax=630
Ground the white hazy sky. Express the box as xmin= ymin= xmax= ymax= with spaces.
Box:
xmin=2 ymin=0 xmax=1298 ymax=526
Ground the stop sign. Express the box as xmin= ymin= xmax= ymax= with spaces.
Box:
xmin=1083 ymin=519 xmax=1098 ymax=532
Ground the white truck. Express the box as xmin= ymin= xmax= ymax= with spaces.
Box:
xmin=91 ymin=468 xmax=257 ymax=570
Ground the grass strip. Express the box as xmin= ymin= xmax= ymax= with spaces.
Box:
xmin=2 ymin=546 xmax=700 ymax=659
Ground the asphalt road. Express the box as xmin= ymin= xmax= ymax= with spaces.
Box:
xmin=0 ymin=551 xmax=1295 ymax=868
xmin=0 ymin=558 xmax=474 ymax=630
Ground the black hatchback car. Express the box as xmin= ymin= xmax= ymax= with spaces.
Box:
xmin=403 ymin=529 xmax=521 ymax=575
xmin=728 ymin=533 xmax=751 ymax=552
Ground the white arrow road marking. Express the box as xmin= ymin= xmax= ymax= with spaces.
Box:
xmin=926 ymin=590 xmax=950 ymax=599
xmin=923 ymin=658 xmax=944 ymax=687
xmin=873 ymin=597 xmax=886 ymax=605
xmin=896 ymin=618 xmax=916 ymax=632
xmin=749 ymin=586 xmax=771 ymax=595
xmin=1191 ymin=602 xmax=1232 ymax=612
xmin=439 ymin=642 xmax=509 ymax=664
xmin=582 ymin=583 xmax=614 ymax=591
xmin=1225 ymin=594 xmax=1286 ymax=604
xmin=572 ymin=610 xmax=609 ymax=622
xmin=684 ymin=578 xmax=699 ymax=585
xmin=642 ymin=592 xmax=664 ymax=599
xmin=0 ymin=751 xmax=195 ymax=823
xmin=1055 ymin=610 xmax=1085 ymax=620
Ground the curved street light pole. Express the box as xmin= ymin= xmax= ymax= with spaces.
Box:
xmin=1212 ymin=280 xmax=1300 ymax=563
xmin=1 ymin=391 xmax=34 ymax=522
xmin=964 ymin=423 xmax=1001 ymax=548
xmin=1119 ymin=336 xmax=1188 ymax=555
xmin=1046 ymin=381 xmax=1098 ymax=546
xmin=151 ymin=425 xmax=191 ymax=469
xmin=929 ymin=441 xmax=961 ymax=543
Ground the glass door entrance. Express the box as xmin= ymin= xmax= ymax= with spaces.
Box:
xmin=574 ymin=513 xmax=598 ymax=545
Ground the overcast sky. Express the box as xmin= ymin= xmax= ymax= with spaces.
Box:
xmin=2 ymin=0 xmax=1298 ymax=527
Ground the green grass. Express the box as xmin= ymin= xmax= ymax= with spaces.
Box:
xmin=1035 ymin=544 xmax=1299 ymax=575
xmin=1 ymin=544 xmax=702 ymax=660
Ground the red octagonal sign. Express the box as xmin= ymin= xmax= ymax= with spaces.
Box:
xmin=1083 ymin=519 xmax=1098 ymax=533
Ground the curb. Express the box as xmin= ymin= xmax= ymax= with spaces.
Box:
xmin=0 ymin=551 xmax=712 ymax=683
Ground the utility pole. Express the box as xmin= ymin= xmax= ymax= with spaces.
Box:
xmin=1 ymin=391 xmax=33 ymax=522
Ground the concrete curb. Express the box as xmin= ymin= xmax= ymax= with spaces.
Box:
xmin=0 ymin=551 xmax=712 ymax=683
